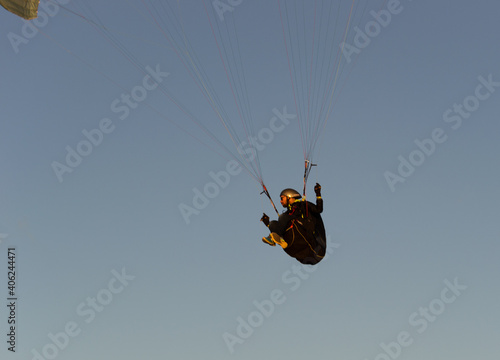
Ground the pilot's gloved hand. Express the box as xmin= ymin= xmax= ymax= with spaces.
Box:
xmin=314 ymin=183 xmax=321 ymax=197
xmin=260 ymin=213 xmax=270 ymax=227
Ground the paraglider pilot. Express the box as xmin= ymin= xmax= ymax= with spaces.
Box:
xmin=260 ymin=183 xmax=326 ymax=265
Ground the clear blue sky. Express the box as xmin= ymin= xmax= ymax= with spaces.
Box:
xmin=1 ymin=1 xmax=499 ymax=359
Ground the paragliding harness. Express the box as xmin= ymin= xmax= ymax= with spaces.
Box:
xmin=281 ymin=199 xmax=326 ymax=265
xmin=261 ymin=160 xmax=326 ymax=265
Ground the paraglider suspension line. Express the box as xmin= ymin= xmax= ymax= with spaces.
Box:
xmin=261 ymin=184 xmax=280 ymax=216
xmin=302 ymin=160 xmax=316 ymax=218
xmin=302 ymin=160 xmax=316 ymax=197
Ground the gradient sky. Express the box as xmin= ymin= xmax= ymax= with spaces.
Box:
xmin=1 ymin=1 xmax=500 ymax=359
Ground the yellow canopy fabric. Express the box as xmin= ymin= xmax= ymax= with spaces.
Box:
xmin=0 ymin=0 xmax=39 ymax=20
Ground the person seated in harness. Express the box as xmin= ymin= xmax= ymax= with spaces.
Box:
xmin=260 ymin=183 xmax=326 ymax=265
